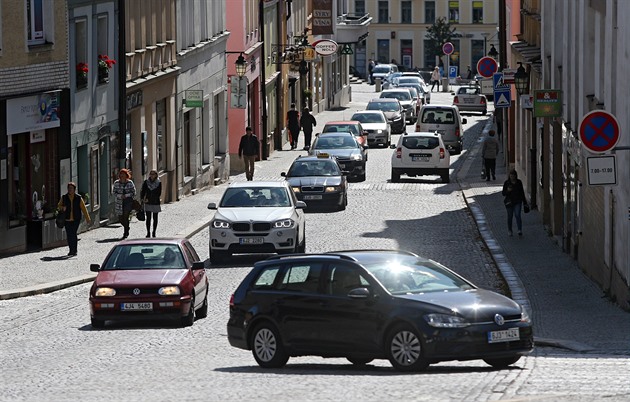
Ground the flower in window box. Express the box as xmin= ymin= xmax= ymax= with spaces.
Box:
xmin=76 ymin=62 xmax=89 ymax=88
xmin=98 ymin=55 xmax=116 ymax=83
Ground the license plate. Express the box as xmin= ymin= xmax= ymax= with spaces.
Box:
xmin=304 ymin=195 xmax=323 ymax=200
xmin=463 ymin=98 xmax=475 ymax=103
xmin=121 ymin=302 xmax=153 ymax=311
xmin=240 ymin=237 xmax=264 ymax=245
xmin=412 ymin=156 xmax=430 ymax=162
xmin=488 ymin=327 xmax=520 ymax=343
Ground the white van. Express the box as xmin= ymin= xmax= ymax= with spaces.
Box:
xmin=415 ymin=105 xmax=467 ymax=154
xmin=372 ymin=64 xmax=399 ymax=84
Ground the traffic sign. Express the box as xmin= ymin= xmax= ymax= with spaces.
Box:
xmin=494 ymin=89 xmax=511 ymax=108
xmin=493 ymin=72 xmax=508 ymax=90
xmin=579 ymin=110 xmax=620 ymax=153
xmin=442 ymin=42 xmax=454 ymax=55
xmin=449 ymin=66 xmax=458 ymax=79
xmin=587 ymin=155 xmax=617 ymax=185
xmin=477 ymin=56 xmax=498 ymax=78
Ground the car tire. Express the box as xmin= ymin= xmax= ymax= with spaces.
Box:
xmin=391 ymin=169 xmax=401 ymax=183
xmin=181 ymin=296 xmax=195 ymax=327
xmin=386 ymin=324 xmax=429 ymax=372
xmin=91 ymin=318 xmax=105 ymax=329
xmin=298 ymin=236 xmax=306 ymax=253
xmin=347 ymin=357 xmax=374 ymax=366
xmin=483 ymin=356 xmax=521 ymax=369
xmin=251 ymin=322 xmax=289 ymax=369
xmin=441 ymin=170 xmax=450 ymax=183
xmin=196 ymin=291 xmax=208 ymax=319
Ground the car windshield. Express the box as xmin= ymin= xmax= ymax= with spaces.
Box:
xmin=373 ymin=65 xmax=391 ymax=74
xmin=324 ymin=124 xmax=359 ymax=135
xmin=288 ymin=160 xmax=341 ymax=177
xmin=102 ymin=244 xmax=186 ymax=270
xmin=351 ymin=113 xmax=386 ymax=124
xmin=220 ymin=187 xmax=292 ymax=207
xmin=398 ymin=77 xmax=422 ymax=85
xmin=361 ymin=255 xmax=474 ymax=295
xmin=421 ymin=109 xmax=455 ymax=124
xmin=381 ymin=91 xmax=411 ymax=101
xmin=313 ymin=135 xmax=358 ymax=150
xmin=367 ymin=101 xmax=399 ymax=112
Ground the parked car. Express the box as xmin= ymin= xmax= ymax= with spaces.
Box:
xmin=453 ymin=85 xmax=488 ymax=115
xmin=382 ymin=72 xmax=403 ymax=89
xmin=350 ymin=110 xmax=391 ymax=147
xmin=281 ymin=154 xmax=348 ymax=210
xmin=309 ymin=132 xmax=367 ymax=181
xmin=390 ymin=131 xmax=450 ymax=183
xmin=400 ymin=71 xmax=427 ymax=85
xmin=321 ymin=120 xmax=368 ymax=147
xmin=397 ymin=77 xmax=431 ymax=103
xmin=207 ymin=182 xmax=306 ymax=263
xmin=366 ymin=98 xmax=406 ymax=134
xmin=227 ymin=250 xmax=534 ymax=371
xmin=379 ymin=88 xmax=417 ymax=124
xmin=89 ymin=238 xmax=208 ymax=329
xmin=415 ymin=104 xmax=467 ymax=154
xmin=371 ymin=63 xmax=399 ymax=84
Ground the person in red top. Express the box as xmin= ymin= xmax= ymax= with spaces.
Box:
xmin=57 ymin=182 xmax=92 ymax=256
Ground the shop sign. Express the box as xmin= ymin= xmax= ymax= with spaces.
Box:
xmin=313 ymin=39 xmax=338 ymax=56
xmin=533 ymin=90 xmax=562 ymax=117
xmin=126 ymin=90 xmax=143 ymax=112
xmin=312 ymin=0 xmax=333 ymax=35
xmin=185 ymin=90 xmax=203 ymax=108
xmin=30 ymin=130 xmax=46 ymax=143
xmin=6 ymin=92 xmax=61 ymax=135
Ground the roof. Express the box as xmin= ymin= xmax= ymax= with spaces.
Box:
xmin=324 ymin=120 xmax=360 ymax=125
xmin=117 ymin=238 xmax=188 ymax=246
xmin=228 ymin=181 xmax=288 ymax=188
xmin=369 ymin=97 xmax=399 ymax=102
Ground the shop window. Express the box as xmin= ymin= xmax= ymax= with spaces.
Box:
xmin=423 ymin=39 xmax=434 ymax=68
xmin=378 ymin=1 xmax=388 ymax=23
xmin=89 ymin=145 xmax=99 ymax=209
xmin=75 ymin=18 xmax=88 ymax=89
xmin=183 ymin=111 xmax=191 ymax=177
xmin=449 ymin=1 xmax=460 ymax=23
xmin=401 ymin=1 xmax=412 ymax=24
xmin=424 ymin=1 xmax=435 ymax=24
xmin=401 ymin=40 xmax=413 ymax=70
xmin=377 ymin=39 xmax=390 ymax=64
xmin=472 ymin=1 xmax=484 ymax=23
xmin=471 ymin=40 xmax=484 ymax=73
xmin=354 ymin=0 xmax=365 ymax=14
xmin=156 ymin=99 xmax=166 ymax=173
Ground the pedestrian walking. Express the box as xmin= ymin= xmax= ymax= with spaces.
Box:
xmin=493 ymin=109 xmax=503 ymax=142
xmin=113 ymin=168 xmax=136 ymax=239
xmin=502 ymin=169 xmax=529 ymax=237
xmin=57 ymin=182 xmax=91 ymax=256
xmin=466 ymin=65 xmax=473 ymax=80
xmin=300 ymin=106 xmax=317 ymax=150
xmin=482 ymin=129 xmax=500 ymax=181
xmin=431 ymin=66 xmax=441 ymax=92
xmin=141 ymin=169 xmax=162 ymax=238
xmin=368 ymin=59 xmax=375 ymax=84
xmin=238 ymin=127 xmax=260 ymax=181
xmin=287 ymin=103 xmax=301 ymax=150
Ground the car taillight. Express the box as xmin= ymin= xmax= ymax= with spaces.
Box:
xmin=396 ymin=148 xmax=402 ymax=158
xmin=455 ymin=127 xmax=461 ymax=137
xmin=229 ymin=293 xmax=234 ymax=307
xmin=453 ymin=96 xmax=459 ymax=104
xmin=440 ymin=148 xmax=445 ymax=159
xmin=481 ymin=97 xmax=486 ymax=104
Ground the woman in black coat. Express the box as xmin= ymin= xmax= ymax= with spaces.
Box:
xmin=141 ymin=170 xmax=162 ymax=237
xmin=502 ymin=169 xmax=529 ymax=237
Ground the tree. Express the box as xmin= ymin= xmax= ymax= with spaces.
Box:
xmin=425 ymin=17 xmax=461 ymax=66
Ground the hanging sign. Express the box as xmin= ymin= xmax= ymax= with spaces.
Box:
xmin=184 ymin=90 xmax=203 ymax=108
xmin=312 ymin=39 xmax=338 ymax=56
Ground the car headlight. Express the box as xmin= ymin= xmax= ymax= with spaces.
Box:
xmin=350 ymin=154 xmax=363 ymax=161
xmin=158 ymin=286 xmax=180 ymax=296
xmin=273 ymin=218 xmax=295 ymax=228
xmin=424 ymin=313 xmax=470 ymax=328
xmin=212 ymin=220 xmax=231 ymax=229
xmin=325 ymin=186 xmax=340 ymax=192
xmin=520 ymin=308 xmax=531 ymax=323
xmin=376 ymin=129 xmax=383 ymax=134
xmin=392 ymin=114 xmax=402 ymax=121
xmin=95 ymin=287 xmax=116 ymax=297
xmin=292 ymin=187 xmax=301 ymax=193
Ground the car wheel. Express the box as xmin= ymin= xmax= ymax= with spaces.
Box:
xmin=482 ymin=109 xmax=487 ymax=115
xmin=91 ymin=318 xmax=105 ymax=329
xmin=298 ymin=236 xmax=306 ymax=253
xmin=441 ymin=170 xmax=450 ymax=183
xmin=181 ymin=296 xmax=195 ymax=327
xmin=347 ymin=357 xmax=374 ymax=366
xmin=391 ymin=169 xmax=401 ymax=183
xmin=386 ymin=324 xmax=429 ymax=372
xmin=339 ymin=193 xmax=347 ymax=211
xmin=196 ymin=291 xmax=208 ymax=319
xmin=251 ymin=322 xmax=289 ymax=368
xmin=483 ymin=356 xmax=521 ymax=369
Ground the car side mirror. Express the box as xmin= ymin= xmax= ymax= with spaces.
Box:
xmin=462 ymin=118 xmax=468 ymax=124
xmin=296 ymin=201 xmax=307 ymax=209
xmin=90 ymin=264 xmax=100 ymax=272
xmin=348 ymin=287 xmax=370 ymax=299
xmin=207 ymin=202 xmax=217 ymax=210
xmin=192 ymin=261 xmax=205 ymax=270
xmin=281 ymin=172 xmax=287 ymax=177
xmin=389 ymin=144 xmax=396 ymax=149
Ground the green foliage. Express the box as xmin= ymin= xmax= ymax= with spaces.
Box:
xmin=425 ymin=17 xmax=461 ymax=63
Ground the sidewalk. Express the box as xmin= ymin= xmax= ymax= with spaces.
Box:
xmin=1 ymin=82 xmax=628 ymax=354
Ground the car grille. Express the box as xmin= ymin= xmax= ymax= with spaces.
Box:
xmin=232 ymin=222 xmax=272 ymax=232
xmin=116 ymin=287 xmax=161 ymax=295
xmin=302 ymin=186 xmax=324 ymax=192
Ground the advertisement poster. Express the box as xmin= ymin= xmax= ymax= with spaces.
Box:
xmin=6 ymin=92 xmax=61 ymax=135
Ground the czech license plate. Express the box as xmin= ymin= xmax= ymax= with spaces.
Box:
xmin=240 ymin=237 xmax=264 ymax=245
xmin=121 ymin=302 xmax=153 ymax=311
xmin=304 ymin=195 xmax=323 ymax=200
xmin=412 ymin=156 xmax=430 ymax=162
xmin=463 ymin=98 xmax=475 ymax=103
xmin=488 ymin=327 xmax=520 ymax=343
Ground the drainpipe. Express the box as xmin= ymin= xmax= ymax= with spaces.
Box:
xmin=117 ymin=0 xmax=126 ymax=164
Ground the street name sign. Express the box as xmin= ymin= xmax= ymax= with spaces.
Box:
xmin=587 ymin=155 xmax=617 ymax=186
xmin=579 ymin=110 xmax=620 ymax=153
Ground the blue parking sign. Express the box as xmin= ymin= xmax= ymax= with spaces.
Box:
xmin=449 ymin=66 xmax=458 ymax=79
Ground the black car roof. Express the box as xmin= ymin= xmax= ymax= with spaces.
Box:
xmin=257 ymin=250 xmax=419 ymax=266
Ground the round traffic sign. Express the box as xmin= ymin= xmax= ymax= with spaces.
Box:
xmin=442 ymin=42 xmax=454 ymax=55
xmin=477 ymin=56 xmax=498 ymax=78
xmin=579 ymin=110 xmax=620 ymax=153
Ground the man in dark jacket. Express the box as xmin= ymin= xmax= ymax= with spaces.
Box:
xmin=300 ymin=107 xmax=317 ymax=150
xmin=238 ymin=127 xmax=260 ymax=181
xmin=287 ymin=103 xmax=301 ymax=150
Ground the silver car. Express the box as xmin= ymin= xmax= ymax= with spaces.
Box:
xmin=453 ymin=85 xmax=488 ymax=115
xmin=207 ymin=182 xmax=306 ymax=263
xmin=350 ymin=110 xmax=391 ymax=147
xmin=379 ymin=88 xmax=417 ymax=124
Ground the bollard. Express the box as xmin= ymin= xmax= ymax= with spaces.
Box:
xmin=375 ymin=78 xmax=382 ymax=92
xmin=441 ymin=77 xmax=449 ymax=92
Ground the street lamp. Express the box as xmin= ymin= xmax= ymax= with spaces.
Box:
xmin=514 ymin=62 xmax=529 ymax=95
xmin=488 ymin=44 xmax=499 ymax=59
xmin=235 ymin=53 xmax=247 ymax=77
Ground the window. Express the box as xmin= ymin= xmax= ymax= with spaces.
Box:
xmin=471 ymin=39 xmax=485 ymax=74
xmin=355 ymin=0 xmax=365 ymax=14
xmin=377 ymin=39 xmax=390 ymax=64
xmin=26 ymin=0 xmax=44 ymax=44
xmin=423 ymin=39 xmax=434 ymax=68
xmin=156 ymin=99 xmax=166 ymax=172
xmin=253 ymin=266 xmax=281 ymax=290
xmin=378 ymin=1 xmax=388 ymax=23
xmin=424 ymin=1 xmax=435 ymax=24
xmin=89 ymin=145 xmax=99 ymax=209
xmin=96 ymin=15 xmax=110 ymax=84
xmin=401 ymin=1 xmax=412 ymax=23
xmin=472 ymin=1 xmax=483 ymax=23
xmin=279 ymin=263 xmax=323 ymax=293
xmin=326 ymin=264 xmax=370 ymax=296
xmin=449 ymin=1 xmax=459 ymax=23
xmin=75 ymin=19 xmax=88 ymax=89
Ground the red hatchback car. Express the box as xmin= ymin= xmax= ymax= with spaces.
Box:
xmin=322 ymin=121 xmax=368 ymax=147
xmin=89 ymin=238 xmax=208 ymax=329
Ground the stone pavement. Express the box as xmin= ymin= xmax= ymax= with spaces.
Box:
xmin=1 ymin=82 xmax=627 ymax=354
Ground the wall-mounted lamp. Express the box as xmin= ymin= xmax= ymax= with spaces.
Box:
xmin=514 ymin=62 xmax=529 ymax=96
xmin=235 ymin=53 xmax=247 ymax=77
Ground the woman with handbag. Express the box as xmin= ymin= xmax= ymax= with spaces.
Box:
xmin=113 ymin=168 xmax=136 ymax=239
xmin=57 ymin=182 xmax=91 ymax=256
xmin=141 ymin=169 xmax=162 ymax=238
xmin=502 ymin=169 xmax=529 ymax=237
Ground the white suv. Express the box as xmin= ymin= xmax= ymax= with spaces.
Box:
xmin=207 ymin=182 xmax=306 ymax=263
xmin=390 ymin=132 xmax=451 ymax=183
